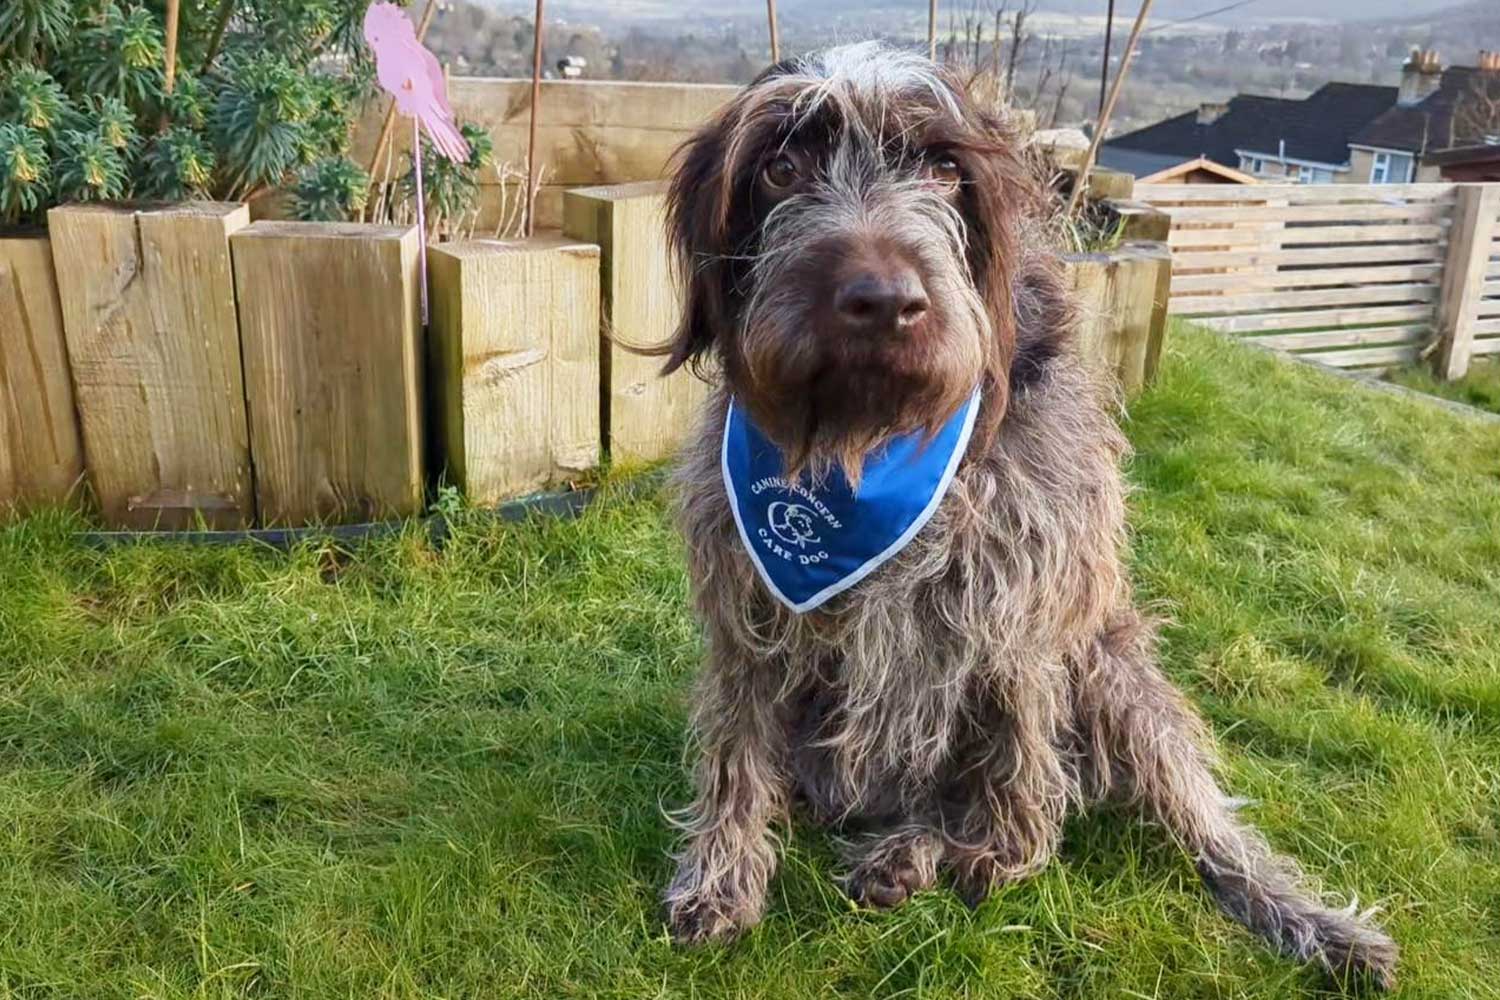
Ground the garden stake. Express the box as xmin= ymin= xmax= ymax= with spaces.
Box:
xmin=414 ymin=117 xmax=428 ymax=322
xmin=525 ymin=0 xmax=545 ymax=237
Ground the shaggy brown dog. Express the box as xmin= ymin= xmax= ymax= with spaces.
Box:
xmin=657 ymin=41 xmax=1397 ymax=989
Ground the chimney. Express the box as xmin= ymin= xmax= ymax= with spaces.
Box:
xmin=1398 ymin=48 xmax=1443 ymax=106
xmin=1197 ymin=101 xmax=1229 ymax=125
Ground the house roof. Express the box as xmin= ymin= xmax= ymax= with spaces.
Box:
xmin=1138 ymin=156 xmax=1259 ymax=184
xmin=1096 ymin=147 xmax=1191 ymax=178
xmin=1353 ymin=66 xmax=1500 ymax=156
xmin=1104 ymin=82 xmax=1397 ymax=172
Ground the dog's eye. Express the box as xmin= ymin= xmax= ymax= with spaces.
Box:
xmin=927 ymin=154 xmax=963 ymax=188
xmin=762 ymin=154 xmax=799 ymax=190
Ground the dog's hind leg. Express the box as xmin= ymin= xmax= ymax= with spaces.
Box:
xmin=844 ymin=823 xmax=945 ymax=908
xmin=1074 ymin=610 xmax=1398 ymax=991
xmin=664 ymin=643 xmax=789 ymax=944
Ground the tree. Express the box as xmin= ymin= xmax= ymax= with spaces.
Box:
xmin=0 ymin=0 xmax=486 ymax=227
xmin=1452 ymin=74 xmax=1500 ymax=147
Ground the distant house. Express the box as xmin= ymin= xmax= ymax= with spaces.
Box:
xmin=1100 ymin=83 xmax=1396 ymax=184
xmin=1102 ymin=49 xmax=1500 ymax=187
xmin=1348 ymin=50 xmax=1500 ymax=184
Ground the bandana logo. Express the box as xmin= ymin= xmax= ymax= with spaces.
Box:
xmin=767 ymin=502 xmax=822 ymax=549
xmin=722 ymin=387 xmax=981 ymax=613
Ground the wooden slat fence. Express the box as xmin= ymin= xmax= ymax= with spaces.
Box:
xmin=1137 ymin=182 xmax=1500 ymax=373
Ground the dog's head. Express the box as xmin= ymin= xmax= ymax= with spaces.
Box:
xmin=662 ymin=42 xmax=1049 ymax=478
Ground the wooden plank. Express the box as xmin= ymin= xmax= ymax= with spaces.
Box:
xmin=1139 ymin=182 xmax=1455 ymax=203
xmin=0 ymin=233 xmax=83 ymax=513
xmin=1297 ymin=344 xmax=1421 ymax=367
xmin=1169 ymin=223 xmax=1447 ymax=248
xmin=1471 ymin=337 xmax=1500 ymax=355
xmin=1473 ymin=318 xmax=1500 ymax=338
xmin=1171 ymin=283 xmax=1438 ymax=315
xmin=563 ymin=181 xmax=711 ymax=465
xmin=428 ymin=236 xmax=601 ymax=504
xmin=1199 ymin=304 xmax=1434 ymax=335
xmin=48 ymin=202 xmax=252 ymax=529
xmin=231 ymin=221 xmax=423 ymax=525
xmin=1249 ymin=326 xmax=1429 ymax=351
xmin=1434 ymin=186 xmax=1500 ymax=380
xmin=1171 ymin=263 xmax=1443 ymax=294
xmin=1170 ymin=243 xmax=1445 ymax=270
xmin=1162 ymin=203 xmax=1451 ymax=225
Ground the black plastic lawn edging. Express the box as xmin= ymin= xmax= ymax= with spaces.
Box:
xmin=76 ymin=472 xmax=666 ymax=550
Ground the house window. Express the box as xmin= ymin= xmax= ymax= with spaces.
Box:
xmin=1297 ymin=164 xmax=1314 ymax=183
xmin=1240 ymin=156 xmax=1265 ymax=174
xmin=1370 ymin=151 xmax=1413 ymax=184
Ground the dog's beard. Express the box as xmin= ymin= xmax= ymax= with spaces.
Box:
xmin=731 ymin=166 xmax=990 ymax=486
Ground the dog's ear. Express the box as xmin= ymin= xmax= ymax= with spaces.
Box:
xmin=659 ymin=114 xmax=737 ymax=377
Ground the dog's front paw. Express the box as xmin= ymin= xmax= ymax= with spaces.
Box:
xmin=845 ymin=828 xmax=941 ymax=909
xmin=663 ymin=856 xmax=768 ymax=945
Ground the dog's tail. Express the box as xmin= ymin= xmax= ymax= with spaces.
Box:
xmin=1076 ymin=613 xmax=1398 ymax=991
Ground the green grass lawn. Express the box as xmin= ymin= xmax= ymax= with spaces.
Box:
xmin=1387 ymin=357 xmax=1500 ymax=416
xmin=4 ymin=326 xmax=1500 ymax=998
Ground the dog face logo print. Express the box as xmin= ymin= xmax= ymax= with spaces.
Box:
xmin=767 ymin=502 xmax=822 ymax=549
xmin=722 ymin=388 xmax=982 ymax=613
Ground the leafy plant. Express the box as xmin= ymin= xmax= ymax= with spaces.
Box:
xmin=54 ymin=129 xmax=130 ymax=202
xmin=0 ymin=0 xmax=490 ymax=228
xmin=291 ymin=155 xmax=369 ymax=221
xmin=137 ymin=126 xmax=215 ymax=200
xmin=399 ymin=123 xmax=493 ymax=236
xmin=0 ymin=123 xmax=49 ymax=223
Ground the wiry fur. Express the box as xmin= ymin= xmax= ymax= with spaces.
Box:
xmin=659 ymin=42 xmax=1397 ymax=991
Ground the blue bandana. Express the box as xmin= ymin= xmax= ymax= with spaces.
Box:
xmin=720 ymin=387 xmax=982 ymax=613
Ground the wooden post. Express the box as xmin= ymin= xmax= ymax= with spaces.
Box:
xmin=562 ymin=181 xmax=710 ymax=465
xmin=48 ymin=203 xmax=252 ymax=529
xmin=230 ymin=222 xmax=424 ymax=525
xmin=1434 ymin=184 xmax=1500 ymax=381
xmin=927 ymin=0 xmax=938 ymax=61
xmin=1063 ymin=243 xmax=1170 ymax=396
xmin=1113 ymin=242 xmax=1172 ymax=394
xmin=0 ymin=234 xmax=83 ymax=513
xmin=428 ymin=236 xmax=601 ymax=503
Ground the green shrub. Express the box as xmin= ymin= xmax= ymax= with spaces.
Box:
xmin=0 ymin=0 xmax=487 ymax=226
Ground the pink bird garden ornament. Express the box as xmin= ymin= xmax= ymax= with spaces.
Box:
xmin=363 ymin=2 xmax=470 ymax=164
xmin=363 ymin=1 xmax=471 ymax=323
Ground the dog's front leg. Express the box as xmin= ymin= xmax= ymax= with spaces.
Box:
xmin=943 ymin=685 xmax=1070 ymax=907
xmin=665 ymin=645 xmax=788 ymax=944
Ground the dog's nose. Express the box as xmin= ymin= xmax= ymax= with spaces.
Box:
xmin=833 ymin=268 xmax=929 ymax=334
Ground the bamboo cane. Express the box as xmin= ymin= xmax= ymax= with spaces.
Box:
xmin=928 ymin=0 xmax=938 ymax=61
xmin=767 ymin=0 xmax=780 ymax=63
xmin=524 ymin=0 xmax=545 ymax=237
xmin=1066 ymin=0 xmax=1155 ymax=219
